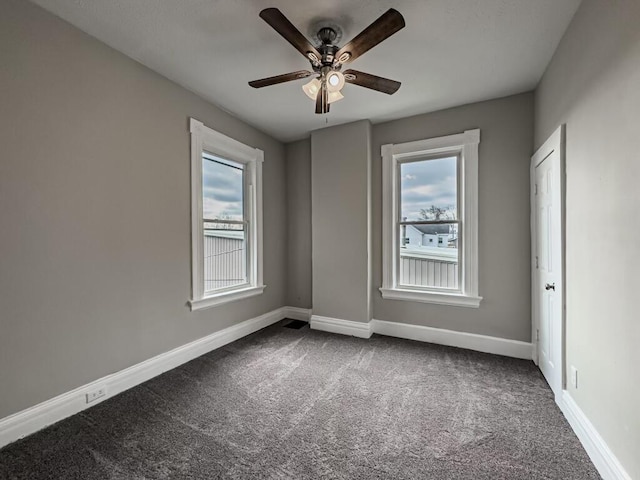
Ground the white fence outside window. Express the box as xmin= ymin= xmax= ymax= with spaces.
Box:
xmin=203 ymin=231 xmax=245 ymax=291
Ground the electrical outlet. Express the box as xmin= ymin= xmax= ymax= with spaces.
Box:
xmin=570 ymin=366 xmax=578 ymax=389
xmin=86 ymin=386 xmax=107 ymax=404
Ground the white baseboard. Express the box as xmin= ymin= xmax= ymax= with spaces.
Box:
xmin=310 ymin=315 xmax=372 ymax=338
xmin=12 ymin=305 xmax=627 ymax=480
xmin=307 ymin=316 xmax=531 ymax=359
xmin=282 ymin=306 xmax=311 ymax=322
xmin=0 ymin=306 xmax=290 ymax=450
xmin=371 ymin=319 xmax=533 ymax=359
xmin=559 ymin=391 xmax=631 ymax=480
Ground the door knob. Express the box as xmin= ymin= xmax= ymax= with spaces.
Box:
xmin=545 ymin=283 xmax=556 ymax=291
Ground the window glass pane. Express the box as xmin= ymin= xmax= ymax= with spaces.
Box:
xmin=203 ymin=153 xmax=244 ymax=224
xmin=400 ymin=156 xmax=457 ymax=222
xmin=398 ymin=223 xmax=459 ymax=289
xmin=202 ymin=153 xmax=247 ymax=292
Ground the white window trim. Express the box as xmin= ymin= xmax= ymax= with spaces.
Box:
xmin=188 ymin=118 xmax=265 ymax=311
xmin=380 ymin=129 xmax=482 ymax=308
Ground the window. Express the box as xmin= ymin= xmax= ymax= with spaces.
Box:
xmin=398 ymin=155 xmax=459 ymax=290
xmin=189 ymin=118 xmax=264 ymax=310
xmin=380 ymin=129 xmax=482 ymax=308
xmin=202 ymin=155 xmax=246 ymax=291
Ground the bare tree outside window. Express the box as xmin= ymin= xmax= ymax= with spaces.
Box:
xmin=419 ymin=205 xmax=456 ymax=221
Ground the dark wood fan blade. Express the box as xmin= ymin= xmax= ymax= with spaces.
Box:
xmin=343 ymin=70 xmax=401 ymax=94
xmin=249 ymin=71 xmax=313 ymax=88
xmin=335 ymin=9 xmax=405 ymax=65
xmin=315 ymin=83 xmax=329 ymax=114
xmin=259 ymin=8 xmax=322 ymax=63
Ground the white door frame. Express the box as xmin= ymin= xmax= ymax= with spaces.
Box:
xmin=530 ymin=124 xmax=566 ymax=397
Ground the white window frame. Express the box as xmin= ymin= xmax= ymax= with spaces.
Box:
xmin=188 ymin=118 xmax=264 ymax=311
xmin=380 ymin=129 xmax=482 ymax=308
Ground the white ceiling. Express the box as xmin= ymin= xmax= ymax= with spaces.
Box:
xmin=31 ymin=0 xmax=581 ymax=142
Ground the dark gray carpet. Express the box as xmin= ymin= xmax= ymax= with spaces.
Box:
xmin=0 ymin=321 xmax=599 ymax=479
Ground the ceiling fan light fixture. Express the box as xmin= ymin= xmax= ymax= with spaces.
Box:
xmin=326 ymin=71 xmax=345 ymax=92
xmin=302 ymin=77 xmax=321 ymax=100
xmin=328 ymin=90 xmax=344 ymax=104
xmin=303 ymin=77 xmax=343 ymax=104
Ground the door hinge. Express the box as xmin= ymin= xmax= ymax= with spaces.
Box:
xmin=535 ymin=256 xmax=539 ymax=269
xmin=536 ymin=329 xmax=539 ymax=341
xmin=534 ymin=184 xmax=538 ymax=195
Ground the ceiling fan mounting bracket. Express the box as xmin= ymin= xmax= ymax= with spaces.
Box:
xmin=317 ymin=27 xmax=338 ymax=45
xmin=309 ymin=20 xmax=344 ymax=46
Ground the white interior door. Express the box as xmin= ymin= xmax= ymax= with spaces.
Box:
xmin=532 ymin=126 xmax=564 ymax=398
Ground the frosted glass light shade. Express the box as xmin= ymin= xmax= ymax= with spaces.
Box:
xmin=328 ymin=91 xmax=344 ymax=104
xmin=302 ymin=76 xmax=344 ymax=104
xmin=302 ymin=78 xmax=321 ymax=100
xmin=326 ymin=71 xmax=345 ymax=92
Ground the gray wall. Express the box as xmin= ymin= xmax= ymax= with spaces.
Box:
xmin=288 ymin=95 xmax=533 ymax=339
xmin=285 ymin=139 xmax=312 ymax=309
xmin=311 ymin=121 xmax=372 ymax=323
xmin=0 ymin=0 xmax=286 ymax=419
xmin=372 ymin=94 xmax=534 ymax=341
xmin=535 ymin=0 xmax=640 ymax=476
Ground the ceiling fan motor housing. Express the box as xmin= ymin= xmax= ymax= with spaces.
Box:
xmin=315 ymin=27 xmax=339 ymax=69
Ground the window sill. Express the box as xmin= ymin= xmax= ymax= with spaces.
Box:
xmin=189 ymin=285 xmax=266 ymax=311
xmin=379 ymin=287 xmax=482 ymax=308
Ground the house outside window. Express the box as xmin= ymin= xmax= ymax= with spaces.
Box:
xmin=188 ymin=118 xmax=264 ymax=311
xmin=380 ymin=129 xmax=482 ymax=308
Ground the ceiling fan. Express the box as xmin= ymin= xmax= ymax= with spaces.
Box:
xmin=249 ymin=8 xmax=405 ymax=114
